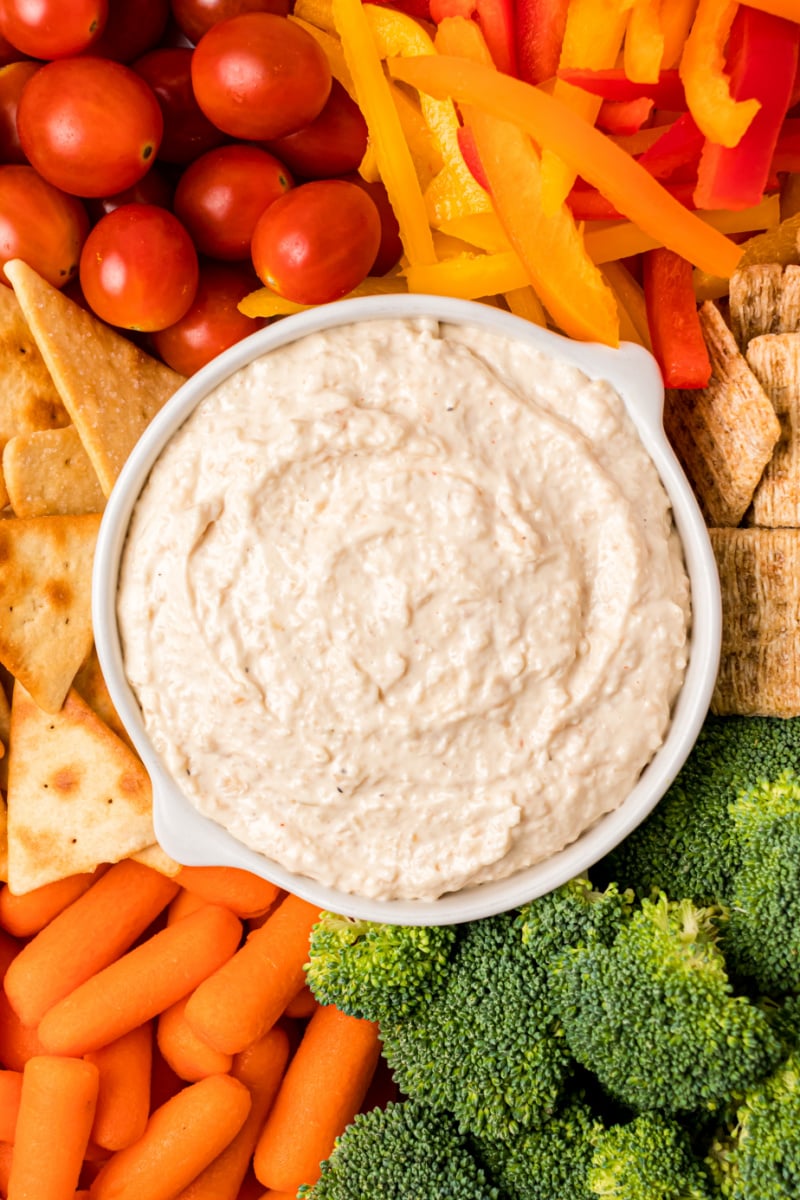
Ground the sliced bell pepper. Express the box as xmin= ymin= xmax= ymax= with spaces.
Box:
xmin=636 ymin=112 xmax=704 ymax=181
xmin=389 ymin=53 xmax=745 ymax=277
xmin=624 ymin=0 xmax=664 ymax=84
xmin=597 ymin=97 xmax=655 ymax=136
xmin=557 ymin=67 xmax=687 ymax=109
xmin=240 ymin=275 xmax=407 ymax=318
xmin=694 ymin=7 xmax=799 ymax=211
xmin=679 ymin=0 xmax=762 ymax=148
xmin=601 ymin=260 xmax=653 ymax=348
xmin=642 ymin=248 xmax=711 ymax=387
xmin=693 ymin=207 xmax=800 ymax=299
xmin=739 ymin=0 xmax=800 ymax=17
xmin=430 ymin=0 xmax=516 ymax=73
xmin=772 ymin=118 xmax=800 ymax=173
xmin=504 ymin=286 xmax=547 ymax=325
xmin=660 ymin=0 xmax=698 ymax=68
xmin=288 ymin=16 xmax=355 ymax=96
xmin=294 ymin=0 xmax=337 ymax=32
xmin=437 ymin=212 xmax=510 ymax=251
xmin=516 ymin=0 xmax=569 ymax=85
xmin=404 ymin=250 xmax=530 ymax=296
xmin=456 ymin=125 xmax=490 ymax=189
xmin=568 ymin=179 xmax=697 ymax=220
xmin=374 ymin=0 xmax=432 ymax=18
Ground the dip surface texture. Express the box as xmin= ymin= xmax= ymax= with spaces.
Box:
xmin=118 ymin=318 xmax=690 ymax=901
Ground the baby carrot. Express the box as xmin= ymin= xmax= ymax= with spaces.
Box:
xmin=157 ymin=996 xmax=232 ymax=1082
xmin=283 ymin=985 xmax=318 ymax=1020
xmin=8 ymin=1056 xmax=98 ymax=1200
xmin=0 ymin=989 xmax=47 ymax=1072
xmin=149 ymin=1044 xmax=183 ymax=1112
xmin=174 ymin=1025 xmax=290 ymax=1200
xmin=0 ymin=867 xmax=104 ymax=938
xmin=173 ymin=868 xmax=281 ymax=920
xmin=86 ymin=1022 xmax=153 ymax=1151
xmin=253 ymin=1005 xmax=380 ymax=1192
xmin=167 ymin=889 xmax=208 ymax=925
xmin=5 ymin=860 xmax=180 ymax=1028
xmin=89 ymin=1073 xmax=252 ymax=1200
xmin=38 ymin=904 xmax=242 ymax=1057
xmin=184 ymin=894 xmax=320 ymax=1055
xmin=0 ymin=1142 xmax=13 ymax=1195
xmin=0 ymin=1068 xmax=21 ymax=1141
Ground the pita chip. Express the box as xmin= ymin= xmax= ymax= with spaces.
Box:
xmin=5 ymin=259 xmax=184 ymax=496
xmin=0 ymin=283 xmax=68 ymax=455
xmin=131 ymin=842 xmax=181 ymax=877
xmin=3 ymin=425 xmax=105 ymax=518
xmin=73 ymin=644 xmax=132 ymax=750
xmin=0 ymin=680 xmax=8 ymax=792
xmin=7 ymin=683 xmax=154 ymax=892
xmin=0 ymin=513 xmax=101 ymax=712
xmin=0 ymin=799 xmax=7 ymax=884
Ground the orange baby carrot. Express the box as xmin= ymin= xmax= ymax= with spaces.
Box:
xmin=5 ymin=860 xmax=180 ymax=1028
xmin=0 ymin=1069 xmax=22 ymax=1142
xmin=89 ymin=1073 xmax=252 ymax=1200
xmin=174 ymin=1025 xmax=290 ymax=1200
xmin=157 ymin=996 xmax=232 ymax=1082
xmin=86 ymin=1022 xmax=153 ymax=1152
xmin=167 ymin=888 xmax=208 ymax=925
xmin=253 ymin=1005 xmax=380 ymax=1193
xmin=283 ymin=985 xmax=318 ymax=1020
xmin=0 ymin=989 xmax=47 ymax=1072
xmin=8 ymin=1056 xmax=98 ymax=1200
xmin=173 ymin=868 xmax=281 ymax=920
xmin=184 ymin=894 xmax=320 ymax=1055
xmin=0 ymin=1142 xmax=13 ymax=1195
xmin=149 ymin=1043 xmax=183 ymax=1112
xmin=0 ymin=868 xmax=104 ymax=939
xmin=38 ymin=904 xmax=242 ymax=1057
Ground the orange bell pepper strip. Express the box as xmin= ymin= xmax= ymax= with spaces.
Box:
xmin=388 ymin=53 xmax=744 ymax=278
xmin=624 ymin=0 xmax=664 ymax=83
xmin=679 ymin=0 xmax=761 ymax=148
xmin=404 ymin=250 xmax=530 ymax=297
xmin=435 ymin=16 xmax=619 ymax=344
xmin=332 ymin=0 xmax=436 ymax=265
xmin=660 ymin=0 xmax=697 ymax=68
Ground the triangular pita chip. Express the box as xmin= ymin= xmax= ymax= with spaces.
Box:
xmin=5 ymin=259 xmax=184 ymax=496
xmin=0 ymin=797 xmax=7 ymax=883
xmin=0 ymin=513 xmax=101 ymax=712
xmin=7 ymin=683 xmax=154 ymax=892
xmin=0 ymin=679 xmax=8 ymax=793
xmin=131 ymin=843 xmax=181 ymax=877
xmin=3 ymin=425 xmax=105 ymax=517
xmin=0 ymin=283 xmax=68 ymax=454
xmin=73 ymin=644 xmax=133 ymax=750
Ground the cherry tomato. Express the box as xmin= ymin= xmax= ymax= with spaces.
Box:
xmin=191 ymin=13 xmax=331 ymax=141
xmin=0 ymin=165 xmax=88 ymax=288
xmin=0 ymin=30 xmax=19 ymax=65
xmin=263 ymin=80 xmax=367 ymax=180
xmin=174 ymin=143 xmax=292 ymax=260
xmin=0 ymin=0 xmax=107 ymax=58
xmin=152 ymin=261 xmax=265 ymax=374
xmin=86 ymin=165 xmax=174 ymax=222
xmin=251 ymin=179 xmax=381 ymax=305
xmin=345 ymin=175 xmax=403 ymax=276
xmin=89 ymin=0 xmax=169 ymax=61
xmin=171 ymin=0 xmax=289 ymax=44
xmin=17 ymin=59 xmax=164 ymax=199
xmin=0 ymin=59 xmax=37 ymax=164
xmin=133 ymin=48 xmax=226 ymax=164
xmin=79 ymin=204 xmax=198 ymax=332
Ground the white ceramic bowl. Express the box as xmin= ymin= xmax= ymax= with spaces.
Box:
xmin=93 ymin=293 xmax=721 ymax=925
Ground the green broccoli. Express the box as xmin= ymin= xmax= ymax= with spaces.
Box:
xmin=477 ymin=1094 xmax=604 ymax=1200
xmin=518 ymin=876 xmax=634 ymax=968
xmin=550 ymin=893 xmax=783 ymax=1114
xmin=601 ymin=716 xmax=800 ymax=904
xmin=380 ymin=912 xmax=573 ymax=1141
xmin=304 ymin=913 xmax=456 ymax=1021
xmin=588 ymin=1113 xmax=714 ymax=1200
xmin=297 ymin=1099 xmax=504 ymax=1200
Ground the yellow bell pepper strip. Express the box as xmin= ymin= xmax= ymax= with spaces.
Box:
xmin=624 ymin=0 xmax=664 ymax=83
xmin=333 ymin=0 xmax=436 ymax=265
xmin=388 ymin=53 xmax=745 ymax=278
xmin=600 ymin=270 xmax=648 ymax=346
xmin=504 ymin=286 xmax=547 ymax=325
xmin=679 ymin=0 xmax=761 ymax=148
xmin=294 ymin=0 xmax=337 ymax=33
xmin=239 ymin=275 xmax=407 ymax=319
xmin=288 ymin=17 xmax=354 ymax=95
xmin=600 ymin=261 xmax=652 ymax=348
xmin=430 ymin=0 xmax=517 ymax=74
xmin=404 ymin=250 xmax=530 ymax=297
xmin=437 ymin=212 xmax=510 ymax=250
xmin=660 ymin=0 xmax=697 ymax=67
xmin=435 ymin=16 xmax=619 ymax=343
xmin=539 ymin=0 xmax=631 ymax=216
xmin=386 ymin=78 xmax=443 ymax=190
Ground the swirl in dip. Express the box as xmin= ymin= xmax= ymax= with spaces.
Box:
xmin=118 ymin=317 xmax=690 ymax=901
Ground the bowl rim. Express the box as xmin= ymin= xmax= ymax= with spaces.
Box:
xmin=93 ymin=293 xmax=722 ymax=925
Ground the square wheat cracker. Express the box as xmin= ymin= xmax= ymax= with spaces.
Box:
xmin=746 ymin=333 xmax=800 ymax=526
xmin=730 ymin=264 xmax=800 ymax=348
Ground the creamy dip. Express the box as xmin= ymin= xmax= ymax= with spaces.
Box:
xmin=118 ymin=317 xmax=690 ymax=901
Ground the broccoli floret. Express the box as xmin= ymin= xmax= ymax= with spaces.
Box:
xmin=305 ymin=913 xmax=456 ymax=1021
xmin=588 ymin=1113 xmax=715 ymax=1200
xmin=298 ymin=1099 xmax=504 ymax=1200
xmin=518 ymin=877 xmax=634 ymax=968
xmin=478 ymin=1094 xmax=604 ymax=1200
xmin=601 ymin=716 xmax=800 ymax=903
xmin=550 ymin=893 xmax=783 ymax=1114
xmin=723 ymin=771 xmax=800 ymax=994
xmin=380 ymin=912 xmax=573 ymax=1142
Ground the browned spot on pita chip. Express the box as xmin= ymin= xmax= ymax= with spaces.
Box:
xmin=0 ymin=513 xmax=100 ymax=712
xmin=3 ymin=425 xmax=105 ymax=518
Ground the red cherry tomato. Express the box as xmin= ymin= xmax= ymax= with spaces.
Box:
xmin=0 ymin=30 xmax=20 ymax=65
xmin=152 ymin=261 xmax=265 ymax=375
xmin=0 ymin=165 xmax=88 ymax=288
xmin=133 ymin=48 xmax=226 ymax=164
xmin=346 ymin=175 xmax=403 ymax=276
xmin=17 ymin=59 xmax=164 ymax=199
xmin=263 ymin=80 xmax=367 ymax=180
xmin=0 ymin=59 xmax=37 ymax=164
xmin=0 ymin=0 xmax=107 ymax=58
xmin=79 ymin=204 xmax=199 ymax=331
xmin=89 ymin=0 xmax=169 ymax=61
xmin=174 ymin=143 xmax=292 ymax=260
xmin=191 ymin=13 xmax=331 ymax=140
xmin=251 ymin=179 xmax=381 ymax=305
xmin=86 ymin=165 xmax=174 ymax=222
xmin=171 ymin=0 xmax=289 ymax=44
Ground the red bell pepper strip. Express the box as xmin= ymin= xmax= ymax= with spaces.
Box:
xmin=516 ymin=0 xmax=569 ymax=85
xmin=694 ymin=7 xmax=799 ymax=211
xmin=429 ymin=0 xmax=516 ymax=73
xmin=642 ymin=248 xmax=712 ymax=389
xmin=557 ymin=67 xmax=687 ymax=109
xmin=567 ymin=179 xmax=698 ymax=220
xmin=596 ymin=97 xmax=654 ymax=136
xmin=456 ymin=125 xmax=491 ymax=190
xmin=772 ymin=117 xmax=800 ymax=172
xmin=637 ymin=111 xmax=705 ymax=181
xmin=370 ymin=0 xmax=432 ymax=17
